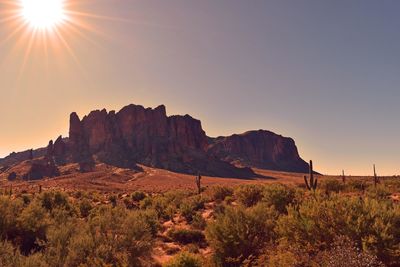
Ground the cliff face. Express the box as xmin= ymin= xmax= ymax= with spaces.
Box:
xmin=0 ymin=104 xmax=310 ymax=177
xmin=67 ymin=104 xmax=248 ymax=176
xmin=208 ymin=130 xmax=309 ymax=173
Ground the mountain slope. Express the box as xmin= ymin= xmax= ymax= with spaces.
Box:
xmin=0 ymin=103 xmax=309 ymax=178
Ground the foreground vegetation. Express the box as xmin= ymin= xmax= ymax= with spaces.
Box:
xmin=0 ymin=177 xmax=399 ymax=266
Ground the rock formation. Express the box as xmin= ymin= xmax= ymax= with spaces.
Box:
xmin=66 ymin=104 xmax=251 ymax=177
xmin=208 ymin=130 xmax=309 ymax=173
xmin=23 ymin=159 xmax=59 ymax=180
xmin=0 ymin=103 xmax=309 ymax=178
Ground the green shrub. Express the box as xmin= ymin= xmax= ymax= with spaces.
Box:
xmin=180 ymin=196 xmax=205 ymax=223
xmin=234 ymin=184 xmax=263 ymax=207
xmin=224 ymin=196 xmax=234 ymax=205
xmin=0 ymin=241 xmax=22 ymax=267
xmin=139 ymin=196 xmax=153 ymax=209
xmin=167 ymin=228 xmax=205 ymax=245
xmin=42 ymin=221 xmax=77 ymax=266
xmin=53 ymin=192 xmax=68 ymax=207
xmin=277 ymin=194 xmax=400 ymax=265
xmin=191 ymin=212 xmax=206 ymax=230
xmin=122 ymin=211 xmax=154 ymax=266
xmin=0 ymin=196 xmax=22 ymax=239
xmin=79 ymin=199 xmax=93 ymax=217
xmin=131 ymin=191 xmax=146 ymax=202
xmin=21 ymin=194 xmax=31 ymax=205
xmin=66 ymin=207 xmax=154 ymax=266
xmin=62 ymin=225 xmax=97 ymax=266
xmin=21 ymin=253 xmax=49 ymax=267
xmin=206 ymin=203 xmax=277 ymax=266
xmin=108 ymin=194 xmax=117 ymax=207
xmin=1 ymin=185 xmax=398 ymax=267
xmin=165 ymin=205 xmax=177 ymax=221
xmin=164 ymin=251 xmax=202 ymax=267
xmin=17 ymin=200 xmax=51 ymax=253
xmin=38 ymin=192 xmax=71 ymax=212
xmin=212 ymin=203 xmax=226 ymax=217
xmin=165 ymin=190 xmax=193 ymax=208
xmin=137 ymin=209 xmax=160 ymax=237
xmin=209 ymin=186 xmax=233 ymax=202
xmin=258 ymin=240 xmax=312 ymax=267
xmin=384 ymin=178 xmax=400 ymax=192
xmin=347 ymin=180 xmax=367 ymax=192
xmin=188 ymin=195 xmax=205 ymax=211
xmin=366 ymin=185 xmax=392 ymax=200
xmin=262 ymin=184 xmax=297 ymax=214
xmin=180 ymin=203 xmax=195 ymax=223
xmin=138 ymin=195 xmax=171 ymax=220
xmin=321 ymin=179 xmax=345 ymax=193
xmin=152 ymin=196 xmax=171 ymax=219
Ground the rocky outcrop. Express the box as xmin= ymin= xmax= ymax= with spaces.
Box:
xmin=53 ymin=136 xmax=66 ymax=158
xmin=1 ymin=158 xmax=59 ymax=181
xmin=23 ymin=159 xmax=59 ymax=180
xmin=69 ymin=105 xmax=208 ymax=160
xmin=208 ymin=130 xmax=309 ymax=173
xmin=0 ymin=148 xmax=46 ymax=167
xmin=67 ymin=104 xmax=218 ymax=175
xmin=1 ymin=103 xmax=309 ymax=177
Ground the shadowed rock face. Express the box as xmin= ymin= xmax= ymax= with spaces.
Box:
xmin=0 ymin=103 xmax=309 ymax=177
xmin=67 ymin=104 xmax=247 ymax=176
xmin=70 ymin=105 xmax=208 ymax=156
xmin=208 ymin=130 xmax=309 ymax=173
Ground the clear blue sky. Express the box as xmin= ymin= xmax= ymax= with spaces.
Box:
xmin=0 ymin=0 xmax=399 ymax=175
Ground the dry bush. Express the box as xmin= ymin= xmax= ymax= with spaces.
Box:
xmin=234 ymin=184 xmax=263 ymax=207
xmin=206 ymin=203 xmax=277 ymax=266
xmin=208 ymin=185 xmax=234 ymax=202
xmin=167 ymin=228 xmax=205 ymax=245
xmin=164 ymin=251 xmax=202 ymax=267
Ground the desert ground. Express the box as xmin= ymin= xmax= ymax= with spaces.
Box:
xmin=0 ymin=161 xmax=395 ymax=194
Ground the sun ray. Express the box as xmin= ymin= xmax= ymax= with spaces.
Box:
xmin=65 ymin=10 xmax=132 ymax=23
xmin=0 ymin=0 xmax=130 ymax=80
xmin=53 ymin=27 xmax=86 ymax=77
xmin=0 ymin=14 xmax=21 ymax=24
xmin=62 ymin=22 xmax=102 ymax=49
xmin=18 ymin=28 xmax=37 ymax=81
xmin=65 ymin=16 xmax=109 ymax=40
xmin=40 ymin=30 xmax=49 ymax=75
xmin=0 ymin=22 xmax=26 ymax=46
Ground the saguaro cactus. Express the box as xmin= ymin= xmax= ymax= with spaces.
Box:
xmin=304 ymin=160 xmax=318 ymax=191
xmin=195 ymin=173 xmax=202 ymax=194
xmin=342 ymin=170 xmax=346 ymax=184
xmin=373 ymin=164 xmax=380 ymax=187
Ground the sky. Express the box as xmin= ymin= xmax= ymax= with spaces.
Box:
xmin=0 ymin=0 xmax=399 ymax=175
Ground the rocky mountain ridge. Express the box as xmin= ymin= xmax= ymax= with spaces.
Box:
xmin=0 ymin=103 xmax=309 ymax=179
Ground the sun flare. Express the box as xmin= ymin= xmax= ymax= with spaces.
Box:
xmin=19 ymin=0 xmax=67 ymax=30
xmin=0 ymin=0 xmax=126 ymax=78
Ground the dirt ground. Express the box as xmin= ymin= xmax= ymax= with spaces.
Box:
xmin=0 ymin=162 xmax=310 ymax=193
xmin=0 ymin=162 xmax=389 ymax=194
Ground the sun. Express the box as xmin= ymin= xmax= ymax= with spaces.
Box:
xmin=20 ymin=0 xmax=67 ymax=30
xmin=0 ymin=0 xmax=126 ymax=78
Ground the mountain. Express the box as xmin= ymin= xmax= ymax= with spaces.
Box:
xmin=208 ymin=130 xmax=308 ymax=173
xmin=0 ymin=103 xmax=309 ymax=179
